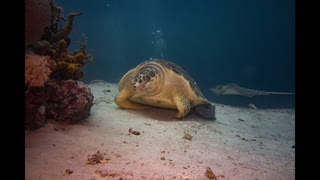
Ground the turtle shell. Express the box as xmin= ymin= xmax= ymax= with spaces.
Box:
xmin=138 ymin=59 xmax=206 ymax=98
xmin=137 ymin=59 xmax=215 ymax=119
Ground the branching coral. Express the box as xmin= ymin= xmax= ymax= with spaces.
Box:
xmin=25 ymin=53 xmax=53 ymax=87
xmin=50 ymin=12 xmax=82 ymax=43
xmin=42 ymin=0 xmax=82 ymax=43
xmin=33 ymin=0 xmax=94 ymax=80
xmin=49 ymin=39 xmax=94 ymax=80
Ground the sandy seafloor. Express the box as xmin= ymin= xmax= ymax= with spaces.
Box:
xmin=25 ymin=81 xmax=295 ymax=180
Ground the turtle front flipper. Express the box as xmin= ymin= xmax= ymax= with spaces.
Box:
xmin=173 ymin=92 xmax=191 ymax=119
xmin=114 ymin=87 xmax=150 ymax=110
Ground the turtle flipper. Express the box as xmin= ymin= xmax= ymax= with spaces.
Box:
xmin=114 ymin=88 xmax=150 ymax=110
xmin=173 ymin=92 xmax=191 ymax=119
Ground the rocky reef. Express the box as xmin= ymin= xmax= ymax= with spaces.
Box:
xmin=25 ymin=0 xmax=52 ymax=46
xmin=25 ymin=0 xmax=94 ymax=130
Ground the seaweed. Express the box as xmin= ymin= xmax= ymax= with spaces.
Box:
xmin=49 ymin=36 xmax=94 ymax=80
xmin=28 ymin=0 xmax=94 ymax=81
xmin=183 ymin=131 xmax=193 ymax=141
xmin=205 ymin=167 xmax=217 ymax=180
xmin=42 ymin=0 xmax=82 ymax=43
xmin=87 ymin=151 xmax=109 ymax=165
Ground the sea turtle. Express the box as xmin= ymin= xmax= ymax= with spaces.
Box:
xmin=114 ymin=59 xmax=216 ymax=119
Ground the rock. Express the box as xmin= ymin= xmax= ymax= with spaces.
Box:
xmin=25 ymin=0 xmax=52 ymax=46
xmin=90 ymin=80 xmax=107 ymax=84
xmin=25 ymin=76 xmax=93 ymax=129
xmin=248 ymin=103 xmax=258 ymax=109
xmin=25 ymin=87 xmax=49 ymax=130
xmin=27 ymin=40 xmax=52 ymax=55
xmin=46 ymin=79 xmax=94 ymax=123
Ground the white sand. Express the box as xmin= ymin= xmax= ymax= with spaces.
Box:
xmin=25 ymin=81 xmax=295 ymax=180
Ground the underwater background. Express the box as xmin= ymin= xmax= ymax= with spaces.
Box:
xmin=58 ymin=0 xmax=295 ymax=109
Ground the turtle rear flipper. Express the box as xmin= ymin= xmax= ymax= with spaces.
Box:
xmin=193 ymin=104 xmax=216 ymax=120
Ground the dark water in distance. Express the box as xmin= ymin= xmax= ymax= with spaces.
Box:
xmin=58 ymin=0 xmax=295 ymax=109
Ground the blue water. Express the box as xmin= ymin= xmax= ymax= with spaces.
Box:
xmin=58 ymin=0 xmax=295 ymax=109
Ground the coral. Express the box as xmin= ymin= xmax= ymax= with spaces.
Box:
xmin=25 ymin=53 xmax=53 ymax=88
xmin=25 ymin=53 xmax=53 ymax=130
xmin=46 ymin=79 xmax=93 ymax=123
xmin=42 ymin=0 xmax=82 ymax=43
xmin=26 ymin=0 xmax=93 ymax=81
xmin=49 ymin=12 xmax=82 ymax=43
xmin=49 ymin=39 xmax=94 ymax=80
xmin=25 ymin=0 xmax=52 ymax=46
xmin=25 ymin=1 xmax=94 ymax=130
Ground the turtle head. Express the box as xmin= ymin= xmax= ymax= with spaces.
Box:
xmin=193 ymin=103 xmax=216 ymax=120
xmin=132 ymin=63 xmax=164 ymax=96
